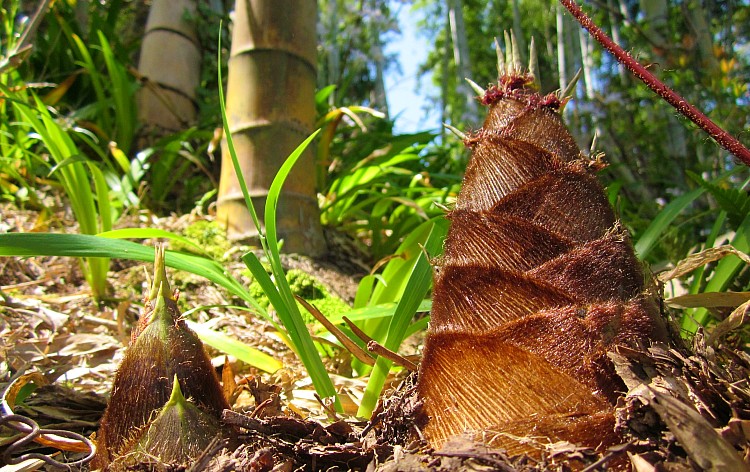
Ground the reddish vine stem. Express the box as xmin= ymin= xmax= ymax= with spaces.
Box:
xmin=559 ymin=0 xmax=750 ymax=167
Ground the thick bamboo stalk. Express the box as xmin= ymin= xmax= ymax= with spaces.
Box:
xmin=136 ymin=0 xmax=201 ymax=133
xmin=217 ymin=0 xmax=326 ymax=257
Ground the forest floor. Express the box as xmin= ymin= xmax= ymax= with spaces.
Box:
xmin=2 ymin=199 xmax=750 ymax=471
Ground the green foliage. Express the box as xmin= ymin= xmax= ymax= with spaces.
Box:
xmin=3 ymin=84 xmax=113 ymax=298
xmin=317 ymin=0 xmax=398 ymax=107
xmin=689 ymin=171 xmax=750 ymax=228
xmin=318 ymin=90 xmax=461 ymax=260
xmin=22 ymin=0 xmax=140 ymax=147
xmin=246 ymin=268 xmax=351 ymax=324
xmin=137 ymin=129 xmax=219 ymax=213
xmin=0 ymin=17 xmax=142 ymax=296
xmin=356 ymin=218 xmax=448 ymax=418
xmin=0 ymin=231 xmax=280 ymax=373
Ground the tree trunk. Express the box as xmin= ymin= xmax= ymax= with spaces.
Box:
xmin=136 ymin=0 xmax=201 ymax=135
xmin=217 ymin=0 xmax=326 ymax=257
xmin=683 ymin=0 xmax=719 ymax=76
xmin=440 ymin=4 xmax=450 ymax=143
xmin=369 ymin=0 xmax=389 ymax=118
xmin=511 ymin=0 xmax=527 ymax=63
xmin=639 ymin=0 xmax=687 ymax=173
xmin=556 ymin=3 xmax=577 ymax=94
xmin=577 ymin=16 xmax=650 ymax=203
xmin=447 ymin=0 xmax=477 ymax=123
xmin=578 ymin=27 xmax=595 ymax=99
xmin=607 ymin=0 xmax=628 ymax=85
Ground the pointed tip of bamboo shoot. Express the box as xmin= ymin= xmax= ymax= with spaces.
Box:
xmin=503 ymin=31 xmax=513 ymax=75
xmin=495 ymin=37 xmax=506 ymax=78
xmin=510 ymin=31 xmax=522 ymax=75
xmin=443 ymin=123 xmax=467 ymax=141
xmin=465 ymin=78 xmax=486 ymax=97
xmin=149 ymin=244 xmax=172 ymax=302
xmin=590 ymin=130 xmax=600 ymax=156
xmin=558 ymin=68 xmax=583 ymax=112
xmin=528 ymin=36 xmax=540 ymax=88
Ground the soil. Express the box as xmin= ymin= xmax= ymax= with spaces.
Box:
xmin=2 ymin=201 xmax=750 ymax=471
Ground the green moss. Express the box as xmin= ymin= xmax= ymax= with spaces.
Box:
xmin=247 ymin=268 xmax=350 ymax=324
xmin=176 ymin=220 xmax=231 ymax=261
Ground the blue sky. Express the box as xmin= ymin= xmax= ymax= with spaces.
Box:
xmin=383 ymin=5 xmax=441 ymax=134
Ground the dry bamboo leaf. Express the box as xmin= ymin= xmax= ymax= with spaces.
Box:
xmin=222 ymin=355 xmax=239 ymax=405
xmin=295 ymin=295 xmax=375 ymax=366
xmin=628 ymin=452 xmax=656 ymax=472
xmin=707 ymin=299 xmax=750 ymax=346
xmin=657 ymin=245 xmax=750 ymax=283
xmin=645 ymin=388 xmax=747 ymax=470
xmin=366 ymin=340 xmax=418 ymax=371
xmin=665 ymin=291 xmax=750 ymax=309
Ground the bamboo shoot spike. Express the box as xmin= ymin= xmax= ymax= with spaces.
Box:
xmin=465 ymin=78 xmax=486 ymax=97
xmin=504 ymin=31 xmax=513 ymax=74
xmin=510 ymin=30 xmax=522 ymax=75
xmin=444 ymin=123 xmax=467 ymax=141
xmin=93 ymin=244 xmax=229 ymax=468
xmin=416 ymin=43 xmax=667 ymax=456
xmin=561 ymin=68 xmax=583 ymax=99
xmin=528 ymin=36 xmax=539 ymax=87
xmin=495 ymin=37 xmax=506 ymax=78
xmin=590 ymin=129 xmax=599 ymax=155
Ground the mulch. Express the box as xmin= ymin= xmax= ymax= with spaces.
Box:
xmin=2 ymin=202 xmax=750 ymax=470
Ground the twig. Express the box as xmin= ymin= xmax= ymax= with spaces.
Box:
xmin=366 ymin=341 xmax=418 ymax=371
xmin=559 ymin=0 xmax=750 ymax=167
xmin=342 ymin=317 xmax=419 ymax=371
xmin=342 ymin=316 xmax=376 ymax=344
xmin=295 ymin=296 xmax=375 ymax=365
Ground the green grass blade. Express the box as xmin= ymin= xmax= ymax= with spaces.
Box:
xmin=86 ymin=162 xmax=112 ymax=233
xmin=357 ymin=217 xmax=448 ymax=418
xmin=217 ymin=30 xmax=263 ymax=241
xmin=328 ymin=299 xmax=432 ymax=324
xmin=9 ymin=90 xmax=109 ymax=298
xmin=0 ymin=233 xmax=270 ymax=320
xmin=634 ymin=187 xmax=705 ymax=260
xmin=681 ymin=212 xmax=750 ymax=334
xmin=264 ymin=129 xmax=320 ymax=259
xmin=260 ymin=129 xmax=339 ymax=409
xmin=241 ymin=252 xmax=288 ymax=324
xmin=98 ymin=30 xmax=135 ymax=153
xmin=69 ymin=32 xmax=110 ymax=133
xmin=186 ymin=320 xmax=283 ymax=373
xmin=98 ymin=228 xmax=206 ymax=255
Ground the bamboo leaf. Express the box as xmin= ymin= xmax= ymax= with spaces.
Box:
xmin=634 ymin=187 xmax=705 ymax=259
xmin=682 ymin=212 xmax=750 ymax=334
xmin=658 ymin=245 xmax=750 ymax=283
xmin=0 ymin=233 xmax=270 ymax=321
xmin=357 ymin=217 xmax=448 ymax=418
xmin=98 ymin=228 xmax=205 ymax=255
xmin=186 ymin=321 xmax=282 ymax=373
xmin=666 ymin=292 xmax=750 ymax=309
